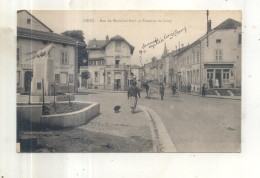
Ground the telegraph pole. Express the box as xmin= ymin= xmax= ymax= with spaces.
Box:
xmin=206 ymin=10 xmax=209 ymax=47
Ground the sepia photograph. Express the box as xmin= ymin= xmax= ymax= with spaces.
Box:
xmin=16 ymin=10 xmax=241 ymax=153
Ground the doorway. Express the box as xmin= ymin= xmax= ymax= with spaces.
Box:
xmin=115 ymin=79 xmax=121 ymax=90
xmin=215 ymin=69 xmax=222 ymax=88
xmin=24 ymin=71 xmax=33 ymax=92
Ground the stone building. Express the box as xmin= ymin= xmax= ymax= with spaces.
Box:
xmin=163 ymin=18 xmax=241 ymax=93
xmin=17 ymin=10 xmax=85 ymax=95
xmin=79 ymin=35 xmax=135 ymax=90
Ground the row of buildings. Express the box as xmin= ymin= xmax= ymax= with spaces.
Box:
xmin=17 ymin=10 xmax=141 ymax=94
xmin=16 ymin=10 xmax=241 ymax=94
xmin=144 ymin=18 xmax=242 ymax=94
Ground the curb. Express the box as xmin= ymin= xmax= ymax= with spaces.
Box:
xmin=139 ymin=105 xmax=177 ymax=152
xmin=179 ymin=92 xmax=241 ymax=100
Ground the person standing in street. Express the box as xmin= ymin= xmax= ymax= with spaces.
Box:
xmin=145 ymin=82 xmax=150 ymax=99
xmin=128 ymin=80 xmax=141 ymax=113
xmin=188 ymin=83 xmax=191 ymax=94
xmin=202 ymin=84 xmax=207 ymax=96
xmin=215 ymin=78 xmax=219 ymax=88
xmin=159 ymin=83 xmax=165 ymax=100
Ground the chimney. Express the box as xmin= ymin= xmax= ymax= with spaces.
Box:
xmin=106 ymin=35 xmax=109 ymax=42
xmin=175 ymin=46 xmax=177 ymax=50
xmin=182 ymin=44 xmax=184 ymax=48
xmin=207 ymin=20 xmax=212 ymax=32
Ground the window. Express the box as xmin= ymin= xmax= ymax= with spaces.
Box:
xmin=17 ymin=71 xmax=20 ymax=86
xmin=94 ymin=72 xmax=98 ymax=82
xmin=238 ymin=34 xmax=241 ymax=44
xmin=197 ymin=51 xmax=200 ymax=62
xmin=193 ymin=53 xmax=195 ymax=63
xmin=37 ymin=82 xmax=41 ymax=90
xmin=55 ymin=74 xmax=60 ymax=83
xmin=17 ymin=47 xmax=20 ymax=61
xmin=115 ymin=57 xmax=120 ymax=67
xmin=115 ymin=41 xmax=121 ymax=52
xmin=27 ymin=18 xmax=31 ymax=24
xmin=69 ymin=74 xmax=74 ymax=83
xmin=61 ymin=51 xmax=69 ymax=64
xmin=107 ymin=72 xmax=111 ymax=85
xmin=223 ymin=69 xmax=230 ymax=83
xmin=187 ymin=56 xmax=190 ymax=64
xmin=216 ymin=49 xmax=222 ymax=61
xmin=60 ymin=73 xmax=68 ymax=85
xmin=207 ymin=69 xmax=214 ymax=82
xmin=216 ymin=39 xmax=221 ymax=43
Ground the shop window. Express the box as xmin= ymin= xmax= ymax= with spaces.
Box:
xmin=207 ymin=69 xmax=214 ymax=81
xmin=61 ymin=51 xmax=69 ymax=64
xmin=223 ymin=69 xmax=230 ymax=83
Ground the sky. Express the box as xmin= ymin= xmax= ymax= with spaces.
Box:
xmin=31 ymin=10 xmax=241 ymax=66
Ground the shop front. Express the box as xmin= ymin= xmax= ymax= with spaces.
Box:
xmin=205 ymin=64 xmax=235 ymax=89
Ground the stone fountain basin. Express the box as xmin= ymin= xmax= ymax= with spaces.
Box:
xmin=17 ymin=101 xmax=100 ymax=129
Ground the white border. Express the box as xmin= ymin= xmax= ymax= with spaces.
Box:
xmin=1 ymin=0 xmax=260 ymax=177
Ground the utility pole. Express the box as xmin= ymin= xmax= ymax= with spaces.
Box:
xmin=42 ymin=78 xmax=45 ymax=114
xmin=206 ymin=10 xmax=209 ymax=47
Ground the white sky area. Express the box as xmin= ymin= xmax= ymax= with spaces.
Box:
xmin=31 ymin=10 xmax=241 ymax=66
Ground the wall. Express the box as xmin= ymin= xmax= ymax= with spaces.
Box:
xmin=17 ymin=11 xmax=51 ymax=32
xmin=17 ymin=38 xmax=76 ymax=93
xmin=88 ymin=49 xmax=105 ymax=59
xmin=40 ymin=102 xmax=100 ymax=128
xmin=105 ymin=41 xmax=131 ymax=65
xmin=17 ymin=104 xmax=42 ymax=126
xmin=203 ymin=29 xmax=240 ymax=63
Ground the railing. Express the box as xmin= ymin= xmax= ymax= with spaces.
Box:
xmin=105 ymin=64 xmax=130 ymax=69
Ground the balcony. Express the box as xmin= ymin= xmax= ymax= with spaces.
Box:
xmin=105 ymin=64 xmax=130 ymax=70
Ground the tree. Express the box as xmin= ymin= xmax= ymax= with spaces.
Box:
xmin=61 ymin=30 xmax=88 ymax=72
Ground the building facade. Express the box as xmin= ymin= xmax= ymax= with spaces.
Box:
xmin=161 ymin=18 xmax=241 ymax=93
xmin=17 ymin=10 xmax=85 ymax=94
xmin=79 ymin=35 xmax=135 ymax=90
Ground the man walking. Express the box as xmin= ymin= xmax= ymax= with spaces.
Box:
xmin=159 ymin=83 xmax=165 ymax=100
xmin=128 ymin=80 xmax=141 ymax=113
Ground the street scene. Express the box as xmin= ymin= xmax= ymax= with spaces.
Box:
xmin=16 ymin=10 xmax=241 ymax=152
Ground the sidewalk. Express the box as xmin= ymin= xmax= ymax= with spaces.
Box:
xmin=164 ymin=89 xmax=241 ymax=100
xmin=78 ymin=88 xmax=127 ymax=93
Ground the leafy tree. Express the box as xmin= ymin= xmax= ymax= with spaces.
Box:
xmin=61 ymin=30 xmax=88 ymax=72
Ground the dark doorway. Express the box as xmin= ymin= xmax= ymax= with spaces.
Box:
xmin=215 ymin=69 xmax=222 ymax=88
xmin=24 ymin=71 xmax=33 ymax=92
xmin=115 ymin=79 xmax=121 ymax=90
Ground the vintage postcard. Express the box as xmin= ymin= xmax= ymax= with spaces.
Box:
xmin=16 ymin=10 xmax=241 ymax=153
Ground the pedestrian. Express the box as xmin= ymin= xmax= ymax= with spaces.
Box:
xmin=188 ymin=83 xmax=191 ymax=94
xmin=209 ymin=77 xmax=213 ymax=89
xmin=172 ymin=83 xmax=177 ymax=96
xmin=127 ymin=80 xmax=141 ymax=113
xmin=145 ymin=82 xmax=150 ymax=99
xmin=202 ymin=84 xmax=207 ymax=96
xmin=159 ymin=83 xmax=165 ymax=100
xmin=215 ymin=78 xmax=219 ymax=88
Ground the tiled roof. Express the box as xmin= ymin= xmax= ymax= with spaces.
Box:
xmin=87 ymin=40 xmax=106 ymax=49
xmin=87 ymin=35 xmax=135 ymax=54
xmin=214 ymin=18 xmax=241 ymax=30
xmin=17 ymin=27 xmax=86 ymax=46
